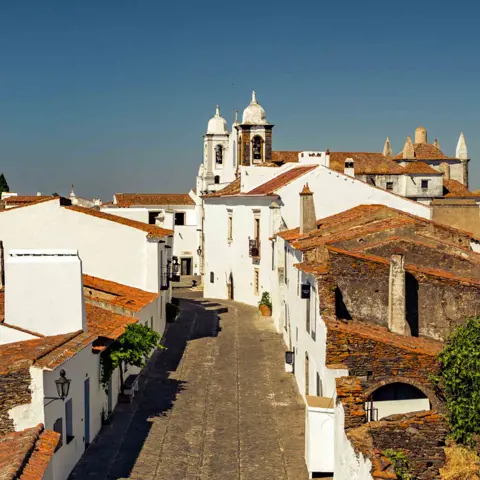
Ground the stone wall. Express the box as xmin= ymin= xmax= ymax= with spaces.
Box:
xmin=264 ymin=127 xmax=273 ymax=162
xmin=0 ymin=368 xmax=32 ymax=435
xmin=349 ymin=411 xmax=448 ymax=480
xmin=240 ymin=128 xmax=251 ymax=166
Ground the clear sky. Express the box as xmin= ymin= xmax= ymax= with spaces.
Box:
xmin=1 ymin=0 xmax=479 ymax=200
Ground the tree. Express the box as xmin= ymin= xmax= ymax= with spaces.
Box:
xmin=433 ymin=316 xmax=480 ymax=446
xmin=101 ymin=323 xmax=163 ymax=393
xmin=0 ymin=173 xmax=10 ymax=196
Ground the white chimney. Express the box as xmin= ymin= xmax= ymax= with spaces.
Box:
xmin=344 ymin=157 xmax=355 ymax=177
xmin=5 ymin=249 xmax=86 ymax=336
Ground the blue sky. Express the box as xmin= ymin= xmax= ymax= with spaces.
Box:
xmin=1 ymin=0 xmax=479 ymax=200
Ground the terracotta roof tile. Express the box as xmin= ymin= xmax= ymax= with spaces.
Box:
xmin=0 ymin=331 xmax=86 ymax=373
xmin=277 ymin=227 xmax=302 ymax=241
xmin=293 ymin=262 xmax=328 ymax=275
xmin=271 ymin=151 xmax=300 ymax=163
xmin=247 ymin=165 xmax=317 ymax=195
xmin=393 ymin=142 xmax=456 ymax=161
xmin=4 ymin=196 xmax=53 ymax=205
xmin=114 ymin=193 xmax=195 ymax=207
xmin=443 ymin=179 xmax=480 ymax=197
xmin=402 ymin=161 xmax=443 ymax=174
xmin=64 ymin=205 xmax=173 ymax=238
xmin=83 ymin=274 xmax=158 ymax=312
xmin=329 ymin=152 xmax=405 ymax=175
xmin=203 ymin=178 xmax=241 ymax=198
xmin=0 ymin=424 xmax=59 ymax=480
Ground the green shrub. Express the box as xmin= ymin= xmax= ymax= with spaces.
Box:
xmin=258 ymin=292 xmax=272 ymax=309
xmin=432 ymin=316 xmax=480 ymax=446
xmin=166 ymin=302 xmax=180 ymax=323
xmin=383 ymin=449 xmax=415 ymax=480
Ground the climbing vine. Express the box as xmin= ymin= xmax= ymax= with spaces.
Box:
xmin=431 ymin=316 xmax=480 ymax=446
xmin=101 ymin=323 xmax=163 ymax=392
xmin=383 ymin=449 xmax=415 ymax=480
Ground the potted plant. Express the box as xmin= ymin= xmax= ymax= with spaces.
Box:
xmin=258 ymin=292 xmax=272 ymax=316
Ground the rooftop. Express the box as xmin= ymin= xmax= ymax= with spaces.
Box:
xmin=113 ymin=193 xmax=195 ymax=207
xmin=329 ymin=152 xmax=405 ymax=175
xmin=393 ymin=142 xmax=456 ymax=161
xmin=0 ymin=424 xmax=60 ymax=480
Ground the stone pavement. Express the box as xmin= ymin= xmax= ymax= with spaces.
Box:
xmin=70 ymin=290 xmax=308 ymax=480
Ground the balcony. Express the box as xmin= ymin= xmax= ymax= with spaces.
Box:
xmin=249 ymin=238 xmax=260 ymax=259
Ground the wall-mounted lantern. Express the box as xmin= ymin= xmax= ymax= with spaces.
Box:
xmin=45 ymin=369 xmax=71 ymax=405
xmin=197 ymin=246 xmax=202 ymax=257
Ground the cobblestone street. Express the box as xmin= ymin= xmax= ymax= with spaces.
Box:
xmin=70 ymin=290 xmax=308 ymax=480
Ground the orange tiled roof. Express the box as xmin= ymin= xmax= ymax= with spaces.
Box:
xmin=324 ymin=317 xmax=443 ymax=357
xmin=0 ymin=331 xmax=88 ymax=373
xmin=85 ymin=303 xmax=138 ymax=346
xmin=247 ymin=165 xmax=317 ymax=195
xmin=402 ymin=161 xmax=442 ymax=174
xmin=0 ymin=424 xmax=60 ymax=480
xmin=114 ymin=193 xmax=194 ymax=207
xmin=329 ymin=152 xmax=405 ymax=175
xmin=4 ymin=196 xmax=53 ymax=205
xmin=64 ymin=205 xmax=173 ymax=238
xmin=203 ymin=178 xmax=241 ymax=198
xmin=277 ymin=227 xmax=302 ymax=241
xmin=393 ymin=143 xmax=456 ymax=161
xmin=83 ymin=274 xmax=158 ymax=312
xmin=293 ymin=262 xmax=328 ymax=275
xmin=271 ymin=151 xmax=300 ymax=163
xmin=443 ymin=179 xmax=480 ymax=198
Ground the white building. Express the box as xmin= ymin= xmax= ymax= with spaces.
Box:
xmin=0 ymin=249 xmax=164 ymax=480
xmin=202 ymin=157 xmax=431 ymax=307
xmin=0 ymin=196 xmax=174 ymax=316
xmin=102 ymin=192 xmax=202 ymax=276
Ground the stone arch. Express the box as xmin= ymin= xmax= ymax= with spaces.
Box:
xmin=364 ymin=376 xmax=442 ymax=411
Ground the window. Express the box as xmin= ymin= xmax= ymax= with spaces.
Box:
xmin=53 ymin=418 xmax=63 ymax=451
xmin=421 ymin=179 xmax=429 ymax=190
xmin=210 ymin=272 xmax=214 ymax=283
xmin=316 ymin=372 xmax=323 ymax=397
xmin=227 ymin=212 xmax=233 ymax=242
xmin=284 ymin=246 xmax=288 ymax=285
xmin=306 ymin=285 xmax=311 ymax=333
xmin=214 ymin=175 xmax=220 ymax=184
xmin=174 ymin=212 xmax=185 ymax=226
xmin=254 ymin=268 xmax=259 ymax=295
xmin=252 ymin=136 xmax=263 ymax=162
xmin=254 ymin=216 xmax=260 ymax=244
xmin=215 ymin=144 xmax=223 ymax=164
xmin=65 ymin=399 xmax=74 ymax=444
xmin=148 ymin=211 xmax=161 ymax=225
xmin=311 ymin=286 xmax=317 ymax=341
xmin=386 ymin=182 xmax=393 ymax=191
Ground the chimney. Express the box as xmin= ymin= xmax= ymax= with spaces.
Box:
xmin=383 ymin=137 xmax=392 ymax=156
xmin=344 ymin=157 xmax=355 ymax=177
xmin=433 ymin=138 xmax=440 ymax=149
xmin=439 ymin=162 xmax=450 ymax=180
xmin=324 ymin=149 xmax=330 ymax=168
xmin=387 ymin=253 xmax=409 ymax=335
xmin=414 ymin=126 xmax=427 ymax=144
xmin=402 ymin=135 xmax=415 ymax=160
xmin=299 ymin=184 xmax=316 ymax=234
xmin=5 ymin=250 xmax=86 ymax=336
xmin=269 ymin=201 xmax=281 ymax=237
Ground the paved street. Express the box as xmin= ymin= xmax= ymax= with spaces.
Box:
xmin=70 ymin=290 xmax=308 ymax=480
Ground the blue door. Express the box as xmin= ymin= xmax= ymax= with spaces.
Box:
xmin=84 ymin=378 xmax=90 ymax=447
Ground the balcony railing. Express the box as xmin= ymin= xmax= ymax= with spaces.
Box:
xmin=249 ymin=238 xmax=260 ymax=258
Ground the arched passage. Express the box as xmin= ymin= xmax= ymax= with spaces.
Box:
xmin=364 ymin=377 xmax=441 ymax=421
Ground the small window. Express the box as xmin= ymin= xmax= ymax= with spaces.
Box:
xmin=227 ymin=213 xmax=233 ymax=241
xmin=148 ymin=211 xmax=161 ymax=225
xmin=214 ymin=175 xmax=220 ymax=184
xmin=174 ymin=212 xmax=185 ymax=226
xmin=316 ymin=372 xmax=323 ymax=397
xmin=421 ymin=179 xmax=429 ymax=190
xmin=210 ymin=272 xmax=214 ymax=283
xmin=215 ymin=144 xmax=223 ymax=164
xmin=386 ymin=182 xmax=393 ymax=191
xmin=65 ymin=399 xmax=74 ymax=444
xmin=254 ymin=269 xmax=259 ymax=295
xmin=53 ymin=418 xmax=63 ymax=451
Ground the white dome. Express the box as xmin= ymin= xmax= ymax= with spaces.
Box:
xmin=242 ymin=91 xmax=268 ymax=125
xmin=207 ymin=106 xmax=229 ymax=135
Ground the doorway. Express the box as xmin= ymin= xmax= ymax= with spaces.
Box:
xmin=84 ymin=378 xmax=90 ymax=448
xmin=181 ymin=257 xmax=192 ymax=276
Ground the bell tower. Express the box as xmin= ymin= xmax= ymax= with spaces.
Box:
xmin=236 ymin=91 xmax=274 ymax=166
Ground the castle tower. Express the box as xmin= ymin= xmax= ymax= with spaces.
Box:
xmin=236 ymin=91 xmax=274 ymax=166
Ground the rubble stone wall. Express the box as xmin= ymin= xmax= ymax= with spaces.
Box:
xmin=0 ymin=368 xmax=31 ymax=435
